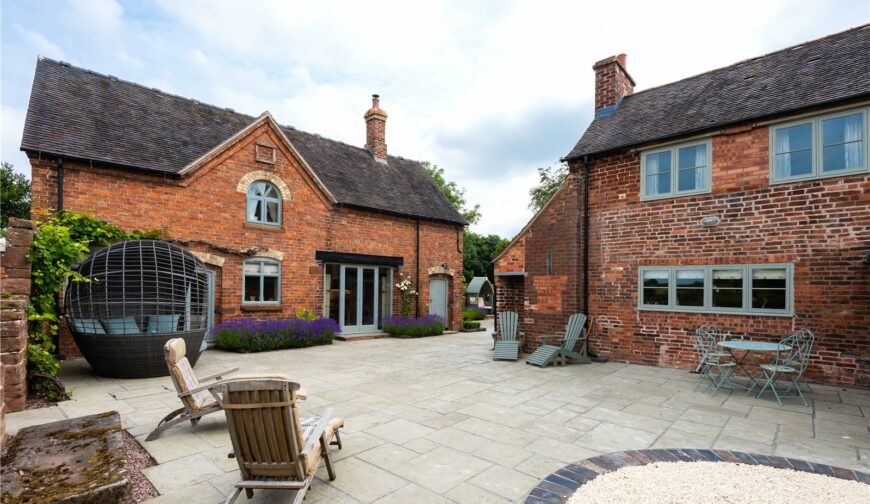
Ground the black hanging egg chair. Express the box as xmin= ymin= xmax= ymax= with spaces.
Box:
xmin=65 ymin=240 xmax=209 ymax=378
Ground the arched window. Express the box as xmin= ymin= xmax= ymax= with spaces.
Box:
xmin=246 ymin=181 xmax=281 ymax=225
xmin=243 ymin=258 xmax=281 ymax=304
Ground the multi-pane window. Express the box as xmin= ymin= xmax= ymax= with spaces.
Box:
xmin=638 ymin=264 xmax=792 ymax=315
xmin=246 ymin=181 xmax=282 ymax=225
xmin=641 ymin=140 xmax=711 ymax=200
xmin=770 ymin=107 xmax=868 ymax=183
xmin=243 ymin=259 xmax=280 ymax=304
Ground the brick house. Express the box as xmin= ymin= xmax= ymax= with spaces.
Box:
xmin=494 ymin=26 xmax=869 ymax=387
xmin=21 ymin=58 xmax=466 ymax=354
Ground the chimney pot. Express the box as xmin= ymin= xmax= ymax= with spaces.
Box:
xmin=593 ymin=53 xmax=635 ymax=111
xmin=364 ymin=93 xmax=388 ymax=162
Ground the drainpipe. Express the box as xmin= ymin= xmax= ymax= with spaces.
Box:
xmin=56 ymin=158 xmax=64 ymax=212
xmin=55 ymin=157 xmax=65 ymax=358
xmin=582 ymin=156 xmax=589 ymax=314
xmin=416 ymin=218 xmax=421 ymax=317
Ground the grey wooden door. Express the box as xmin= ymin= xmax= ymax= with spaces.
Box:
xmin=429 ymin=277 xmax=448 ymax=321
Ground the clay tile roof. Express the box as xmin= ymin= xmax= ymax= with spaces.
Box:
xmin=565 ymin=25 xmax=870 ymax=160
xmin=21 ymin=58 xmax=466 ymax=225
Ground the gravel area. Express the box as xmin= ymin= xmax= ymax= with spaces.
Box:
xmin=123 ymin=431 xmax=158 ymax=503
xmin=568 ymin=461 xmax=870 ymax=504
xmin=24 ymin=397 xmax=57 ymax=410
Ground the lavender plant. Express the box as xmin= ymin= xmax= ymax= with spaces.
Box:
xmin=212 ymin=317 xmax=339 ymax=353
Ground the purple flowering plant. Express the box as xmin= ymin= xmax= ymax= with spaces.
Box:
xmin=212 ymin=316 xmax=340 ymax=353
xmin=382 ymin=315 xmax=445 ymax=338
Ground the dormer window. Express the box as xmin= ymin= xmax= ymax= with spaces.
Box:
xmin=246 ymin=181 xmax=281 ymax=226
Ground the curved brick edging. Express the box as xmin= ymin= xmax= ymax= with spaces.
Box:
xmin=523 ymin=449 xmax=870 ymax=504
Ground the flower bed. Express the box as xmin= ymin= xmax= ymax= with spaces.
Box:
xmin=212 ymin=318 xmax=339 ymax=353
xmin=382 ymin=315 xmax=445 ymax=338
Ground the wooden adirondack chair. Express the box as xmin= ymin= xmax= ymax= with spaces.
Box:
xmin=493 ymin=311 xmax=523 ymax=360
xmin=526 ymin=314 xmax=592 ymax=367
xmin=222 ymin=378 xmax=345 ymax=504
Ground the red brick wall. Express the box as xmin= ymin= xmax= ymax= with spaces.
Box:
xmin=524 ymin=118 xmax=869 ymax=387
xmin=30 ymin=121 xmax=463 ymax=356
xmin=1 ymin=218 xmax=34 ymax=416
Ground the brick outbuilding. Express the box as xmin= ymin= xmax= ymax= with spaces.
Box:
xmin=21 ymin=59 xmax=466 ymax=355
xmin=495 ymin=26 xmax=869 ymax=387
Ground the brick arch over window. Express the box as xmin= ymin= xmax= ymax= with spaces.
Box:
xmin=235 ymin=171 xmax=291 ymax=201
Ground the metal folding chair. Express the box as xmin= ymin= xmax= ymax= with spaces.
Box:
xmin=693 ymin=324 xmax=737 ymax=395
xmin=756 ymin=328 xmax=814 ymax=406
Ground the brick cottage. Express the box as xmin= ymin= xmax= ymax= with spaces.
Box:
xmin=495 ymin=26 xmax=869 ymax=386
xmin=21 ymin=58 xmax=466 ymax=354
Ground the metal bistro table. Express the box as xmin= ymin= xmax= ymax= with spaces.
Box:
xmin=718 ymin=339 xmax=791 ymax=395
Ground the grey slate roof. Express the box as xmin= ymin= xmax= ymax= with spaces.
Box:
xmin=21 ymin=58 xmax=466 ymax=225
xmin=566 ymin=25 xmax=870 ymax=160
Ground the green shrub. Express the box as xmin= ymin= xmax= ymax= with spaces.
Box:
xmin=462 ymin=320 xmax=481 ymax=329
xmin=382 ymin=316 xmax=444 ymax=338
xmin=463 ymin=308 xmax=485 ymax=321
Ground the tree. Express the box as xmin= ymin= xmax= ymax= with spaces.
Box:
xmin=422 ymin=161 xmax=509 ymax=283
xmin=528 ymin=162 xmax=568 ymax=212
xmin=421 ymin=161 xmax=481 ymax=225
xmin=1 ymin=162 xmax=31 ymax=228
xmin=462 ymin=231 xmax=510 ymax=283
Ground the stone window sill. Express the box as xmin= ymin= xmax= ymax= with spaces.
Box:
xmin=244 ymin=223 xmax=282 ymax=233
xmin=240 ymin=304 xmax=282 ymax=312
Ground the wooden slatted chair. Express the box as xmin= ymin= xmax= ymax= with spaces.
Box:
xmin=526 ymin=314 xmax=592 ymax=367
xmin=493 ymin=311 xmax=523 ymax=361
xmin=146 ymin=338 xmax=239 ymax=441
xmin=222 ymin=378 xmax=345 ymax=504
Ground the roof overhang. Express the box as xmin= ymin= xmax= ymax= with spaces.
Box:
xmin=314 ymin=251 xmax=404 ymax=267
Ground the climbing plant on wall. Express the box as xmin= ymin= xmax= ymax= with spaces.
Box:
xmin=27 ymin=211 xmax=161 ymax=399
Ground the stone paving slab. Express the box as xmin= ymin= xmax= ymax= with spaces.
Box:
xmin=7 ymin=329 xmax=870 ymax=503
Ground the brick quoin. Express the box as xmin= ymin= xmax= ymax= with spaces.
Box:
xmin=497 ymin=119 xmax=870 ymax=387
xmin=30 ymin=120 xmax=463 ymax=356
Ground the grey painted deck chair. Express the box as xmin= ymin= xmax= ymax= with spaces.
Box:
xmin=493 ymin=311 xmax=523 ymax=360
xmin=147 ymin=338 xmax=239 ymax=441
xmin=526 ymin=314 xmax=591 ymax=367
xmin=222 ymin=378 xmax=345 ymax=504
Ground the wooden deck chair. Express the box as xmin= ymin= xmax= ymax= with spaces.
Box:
xmin=222 ymin=378 xmax=345 ymax=504
xmin=526 ymin=314 xmax=592 ymax=367
xmin=147 ymin=338 xmax=239 ymax=441
xmin=493 ymin=311 xmax=523 ymax=361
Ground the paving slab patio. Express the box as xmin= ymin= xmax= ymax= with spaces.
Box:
xmin=7 ymin=329 xmax=870 ymax=503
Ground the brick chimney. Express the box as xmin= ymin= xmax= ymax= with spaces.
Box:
xmin=364 ymin=94 xmax=388 ymax=163
xmin=593 ymin=54 xmax=635 ymax=111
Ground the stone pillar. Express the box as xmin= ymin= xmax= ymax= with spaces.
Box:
xmin=1 ymin=218 xmax=34 ymax=425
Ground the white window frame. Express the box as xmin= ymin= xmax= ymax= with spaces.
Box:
xmin=242 ymin=258 xmax=281 ymax=305
xmin=637 ymin=264 xmax=793 ymax=316
xmin=769 ymin=106 xmax=869 ymax=184
xmin=640 ymin=139 xmax=712 ymax=201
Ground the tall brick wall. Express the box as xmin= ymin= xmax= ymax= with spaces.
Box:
xmin=511 ymin=116 xmax=870 ymax=387
xmin=1 ymin=218 xmax=34 ymax=430
xmin=521 ymin=175 xmax=582 ymax=348
xmin=30 ymin=121 xmax=464 ymax=357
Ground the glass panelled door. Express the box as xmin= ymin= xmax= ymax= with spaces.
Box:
xmin=338 ymin=265 xmax=379 ymax=333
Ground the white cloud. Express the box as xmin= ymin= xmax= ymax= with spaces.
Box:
xmin=2 ymin=0 xmax=866 ymax=236
xmin=12 ymin=25 xmax=65 ymax=60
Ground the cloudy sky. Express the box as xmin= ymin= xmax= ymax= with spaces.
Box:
xmin=1 ymin=1 xmax=867 ymax=237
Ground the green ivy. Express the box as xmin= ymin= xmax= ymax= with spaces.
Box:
xmin=26 ymin=211 xmax=161 ymax=400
